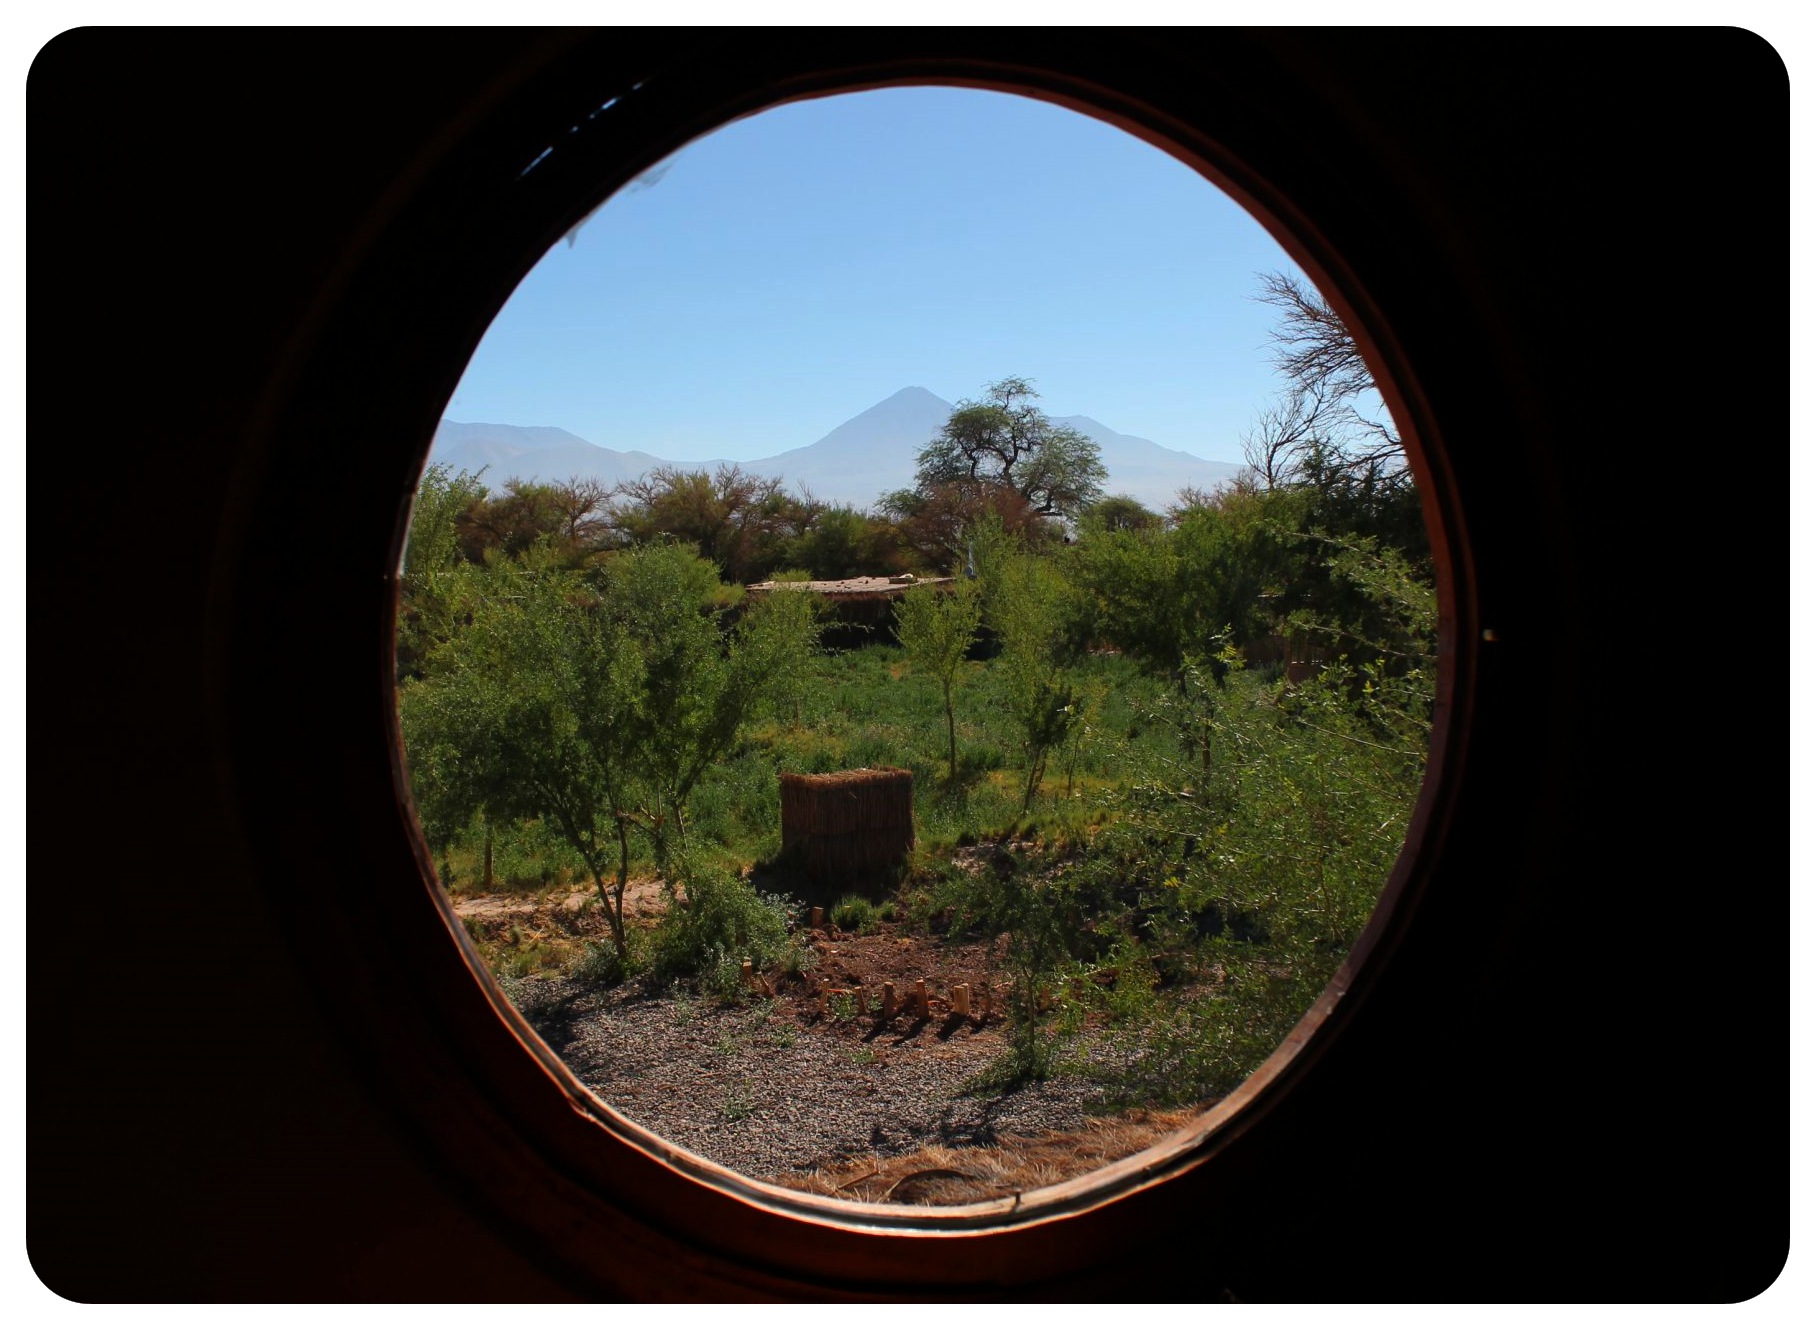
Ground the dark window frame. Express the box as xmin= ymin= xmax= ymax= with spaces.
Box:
xmin=176 ymin=31 xmax=1786 ymax=1300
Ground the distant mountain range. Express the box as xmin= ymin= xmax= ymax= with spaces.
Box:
xmin=428 ymin=386 xmax=1243 ymax=514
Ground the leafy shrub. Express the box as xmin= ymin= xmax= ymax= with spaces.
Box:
xmin=900 ymin=857 xmax=981 ymax=935
xmin=1082 ymin=944 xmax=1329 ymax=1111
xmin=777 ymin=933 xmax=818 ymax=981
xmin=648 ymin=861 xmax=800 ymax=1002
xmin=567 ymin=940 xmax=627 ymax=990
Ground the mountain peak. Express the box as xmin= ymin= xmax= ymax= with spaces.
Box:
xmin=430 ymin=390 xmax=1242 ymax=512
xmin=847 ymin=385 xmax=953 ymax=419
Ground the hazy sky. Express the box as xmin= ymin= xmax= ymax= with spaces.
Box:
xmin=443 ymin=85 xmax=1316 ymax=464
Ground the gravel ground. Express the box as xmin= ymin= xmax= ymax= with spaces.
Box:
xmin=513 ymin=976 xmax=1116 ymax=1181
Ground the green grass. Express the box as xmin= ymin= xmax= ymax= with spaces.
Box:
xmin=432 ymin=814 xmax=589 ymax=898
xmin=830 ymin=893 xmax=894 ymax=933
xmin=429 ymin=645 xmax=1179 ymax=890
xmin=688 ymin=644 xmax=1179 ymax=864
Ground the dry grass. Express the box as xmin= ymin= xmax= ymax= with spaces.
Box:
xmin=763 ymin=1107 xmax=1203 ymax=1205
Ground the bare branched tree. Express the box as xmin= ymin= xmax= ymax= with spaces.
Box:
xmin=1241 ymin=379 xmax=1333 ymax=490
xmin=1245 ymin=272 xmax=1408 ymax=491
xmin=1256 ymin=270 xmax=1377 ymax=403
xmin=552 ymin=475 xmax=615 ymax=548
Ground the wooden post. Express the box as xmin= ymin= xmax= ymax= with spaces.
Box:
xmin=740 ymin=958 xmax=753 ymax=990
xmin=810 ymin=906 xmax=825 ymax=930
xmin=951 ymin=983 xmax=971 ymax=1018
xmin=881 ymin=981 xmax=896 ymax=1020
xmin=914 ymin=978 xmax=928 ymax=1018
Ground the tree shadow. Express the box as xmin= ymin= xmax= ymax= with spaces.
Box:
xmin=934 ymin=751 xmax=996 ymax=799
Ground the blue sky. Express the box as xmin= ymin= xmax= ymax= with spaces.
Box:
xmin=443 ymin=85 xmax=1316 ymax=465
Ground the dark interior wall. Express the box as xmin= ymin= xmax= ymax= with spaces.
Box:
xmin=27 ymin=29 xmax=1786 ymax=1301
xmin=27 ymin=31 xmax=591 ymax=1302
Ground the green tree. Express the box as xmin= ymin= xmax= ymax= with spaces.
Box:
xmin=1082 ymin=541 xmax=1436 ymax=1108
xmin=402 ymin=463 xmax=488 ymax=582
xmin=893 ymin=575 xmax=983 ymax=784
xmin=787 ymin=503 xmax=907 ymax=580
xmin=985 ymin=550 xmax=1091 ymax=810
xmin=395 ymin=462 xmax=489 ymax=681
xmin=609 ymin=464 xmax=815 ymax=585
xmin=399 ymin=547 xmax=642 ymax=959
xmin=915 ymin=377 xmax=1107 ymax=519
xmin=876 ymin=479 xmax=1053 ymax=572
xmin=1139 ymin=534 xmax=1434 ymax=959
xmin=398 ymin=541 xmax=820 ymax=965
xmin=949 ymin=845 xmax=1072 ymax=1083
xmin=598 ymin=544 xmax=821 ymax=874
xmin=1081 ymin=494 xmax=1161 ymax=534
xmin=455 ymin=476 xmax=615 ymax=565
xmin=1068 ymin=515 xmax=1181 ymax=671
xmin=1071 ymin=484 xmax=1289 ymax=680
xmin=1164 ymin=487 xmax=1292 ymax=668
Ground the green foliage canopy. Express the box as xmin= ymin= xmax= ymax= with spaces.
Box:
xmin=608 ymin=463 xmax=817 ymax=585
xmin=984 ymin=549 xmax=1094 ymax=809
xmin=395 ymin=463 xmax=489 ymax=680
xmin=893 ymin=574 xmax=983 ymax=784
xmin=398 ymin=541 xmax=820 ymax=960
xmin=915 ymin=376 xmax=1107 ymax=520
xmin=1070 ymin=484 xmax=1289 ymax=680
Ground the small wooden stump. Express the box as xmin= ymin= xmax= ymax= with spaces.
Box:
xmin=881 ymin=981 xmax=897 ymax=1020
xmin=809 ymin=906 xmax=825 ymax=930
xmin=914 ymin=978 xmax=929 ymax=1019
xmin=951 ymin=983 xmax=971 ymax=1018
xmin=740 ymin=958 xmax=754 ymax=990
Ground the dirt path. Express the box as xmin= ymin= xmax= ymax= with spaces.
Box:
xmin=450 ymin=876 xmax=670 ymax=922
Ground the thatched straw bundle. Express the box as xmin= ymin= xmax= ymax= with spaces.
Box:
xmin=779 ymin=767 xmax=914 ymax=882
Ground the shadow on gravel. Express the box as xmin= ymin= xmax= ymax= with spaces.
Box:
xmin=931 ymin=1098 xmax=1004 ymax=1149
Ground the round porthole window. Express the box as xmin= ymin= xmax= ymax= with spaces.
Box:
xmin=391 ymin=73 xmax=1452 ymax=1239
xmin=218 ymin=33 xmax=1473 ymax=1296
